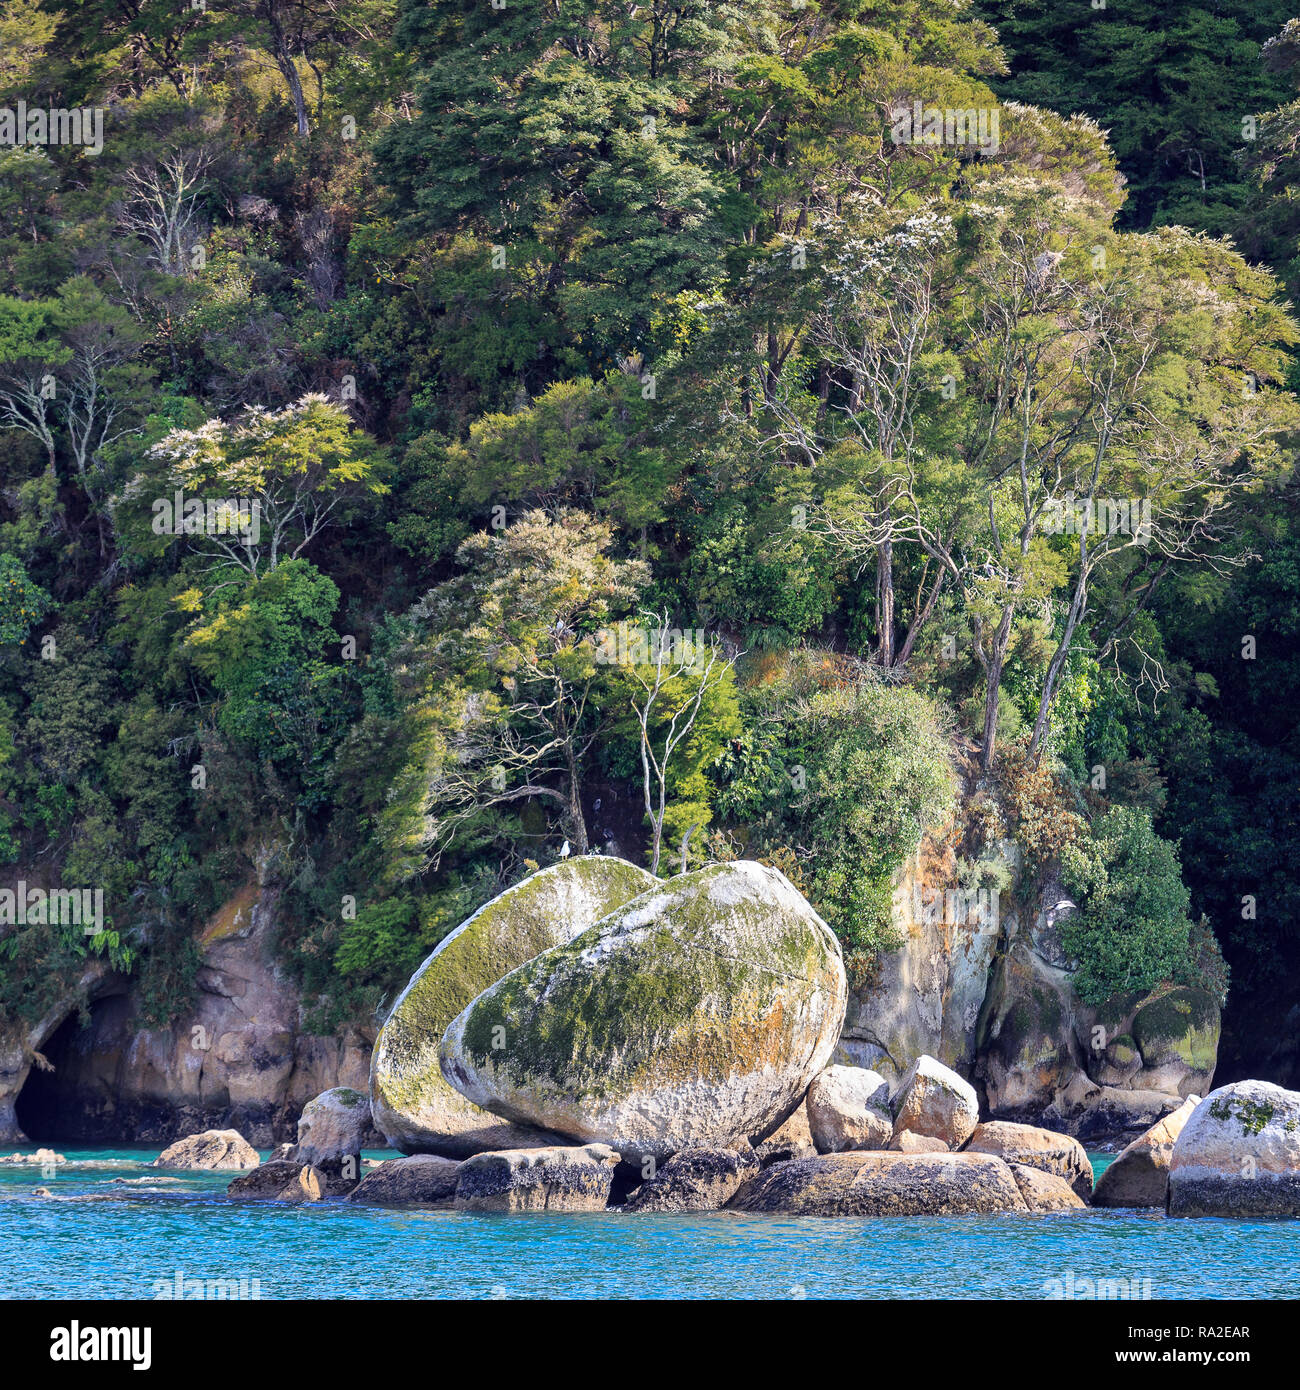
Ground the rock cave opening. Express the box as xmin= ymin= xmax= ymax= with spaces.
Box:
xmin=14 ymin=1006 xmax=105 ymax=1143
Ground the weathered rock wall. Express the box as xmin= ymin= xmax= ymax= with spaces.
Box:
xmin=840 ymin=839 xmax=1220 ymax=1142
xmin=4 ymin=879 xmax=374 ymax=1147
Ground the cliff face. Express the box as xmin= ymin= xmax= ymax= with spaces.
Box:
xmin=838 ymin=840 xmax=1220 ymax=1142
xmin=836 ymin=841 xmax=1003 ymax=1082
xmin=4 ymin=880 xmax=373 ymax=1147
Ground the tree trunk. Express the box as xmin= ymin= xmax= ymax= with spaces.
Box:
xmin=565 ymin=746 xmax=588 ymax=853
xmin=278 ymin=51 xmax=310 ymax=137
xmin=262 ymin=3 xmax=310 ymax=137
xmin=1029 ymin=573 xmax=1089 ymax=764
xmin=896 ymin=566 xmax=946 ymax=668
xmin=876 ymin=538 xmax=895 ymax=666
xmin=979 ymin=604 xmax=1015 ymax=771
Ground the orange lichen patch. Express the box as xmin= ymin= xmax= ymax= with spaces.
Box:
xmin=201 ymin=881 xmax=259 ymax=946
xmin=744 ymin=650 xmax=793 ymax=689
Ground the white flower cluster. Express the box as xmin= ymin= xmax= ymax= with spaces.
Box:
xmin=831 ymin=211 xmax=955 ymax=287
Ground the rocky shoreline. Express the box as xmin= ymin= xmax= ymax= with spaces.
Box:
xmin=3 ymin=845 xmax=1222 ymax=1152
xmin=25 ymin=1063 xmax=1287 ymax=1222
xmin=15 ymin=858 xmax=1299 ymax=1221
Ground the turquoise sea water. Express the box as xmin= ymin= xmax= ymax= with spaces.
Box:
xmin=1 ymin=1148 xmax=1295 ymax=1300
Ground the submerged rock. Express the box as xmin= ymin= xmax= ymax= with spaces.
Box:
xmin=1168 ymin=1081 xmax=1300 ymax=1218
xmin=152 ymin=1130 xmax=259 ymax=1170
xmin=625 ymin=1146 xmax=759 ymax=1212
xmin=371 ymin=856 xmax=656 ymax=1158
xmin=965 ymin=1121 xmax=1093 ymax=1200
xmin=806 ymin=1065 xmax=892 ymax=1153
xmin=1093 ymin=1096 xmax=1198 ymax=1209
xmin=730 ymin=1151 xmax=1027 ymax=1216
xmin=227 ymin=1160 xmax=322 ymax=1202
xmin=890 ymin=1055 xmax=979 ymax=1149
xmin=442 ymin=861 xmax=847 ymax=1162
xmin=453 ymin=1143 xmax=619 ymax=1212
xmin=348 ymin=1154 xmax=462 ymax=1205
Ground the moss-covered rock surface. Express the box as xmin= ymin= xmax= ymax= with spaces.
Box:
xmin=1169 ymin=1080 xmax=1300 ymax=1217
xmin=370 ymin=856 xmax=657 ymax=1156
xmin=441 ymin=860 xmax=847 ymax=1161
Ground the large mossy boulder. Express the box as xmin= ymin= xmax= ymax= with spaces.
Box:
xmin=1131 ymin=988 xmax=1219 ymax=1094
xmin=370 ymin=856 xmax=657 ymax=1157
xmin=1168 ymin=1081 xmax=1300 ymax=1218
xmin=441 ymin=861 xmax=847 ymax=1162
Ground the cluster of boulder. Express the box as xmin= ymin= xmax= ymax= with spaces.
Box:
xmin=135 ymin=858 xmax=1300 ymax=1222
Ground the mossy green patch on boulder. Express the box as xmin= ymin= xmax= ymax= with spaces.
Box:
xmin=1170 ymin=1081 xmax=1300 ymax=1217
xmin=370 ymin=856 xmax=657 ymax=1157
xmin=441 ymin=861 xmax=847 ymax=1162
xmin=1132 ymin=988 xmax=1220 ymax=1074
xmin=1109 ymin=1034 xmax=1138 ymax=1066
xmin=996 ymin=981 xmax=1068 ymax=1074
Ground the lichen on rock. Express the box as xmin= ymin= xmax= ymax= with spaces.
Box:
xmin=441 ymin=860 xmax=847 ymax=1162
xmin=370 ymin=856 xmax=657 ymax=1157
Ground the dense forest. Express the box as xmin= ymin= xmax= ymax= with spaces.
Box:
xmin=2 ymin=0 xmax=1298 ymax=1083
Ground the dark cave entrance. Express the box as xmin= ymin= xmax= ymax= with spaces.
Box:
xmin=14 ymin=1007 xmax=101 ymax=1142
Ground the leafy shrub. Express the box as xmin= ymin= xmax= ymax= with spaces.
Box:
xmin=1001 ymin=746 xmax=1086 ymax=868
xmin=1176 ymin=914 xmax=1230 ymax=1008
xmin=0 ymin=554 xmax=50 ymax=647
xmin=720 ymin=663 xmax=956 ymax=982
xmin=1059 ymin=804 xmax=1203 ymax=1004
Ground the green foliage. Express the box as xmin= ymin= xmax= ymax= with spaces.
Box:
xmin=0 ymin=553 xmax=51 ymax=646
xmin=5 ymin=0 xmax=1299 ymax=1054
xmin=334 ymin=875 xmax=491 ymax=989
xmin=600 ymin=634 xmax=743 ymax=865
xmin=719 ymin=659 xmax=956 ymax=979
xmin=183 ymin=559 xmax=349 ymax=808
xmin=979 ymin=0 xmax=1295 ymax=235
xmin=1059 ymin=805 xmax=1199 ymax=1005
